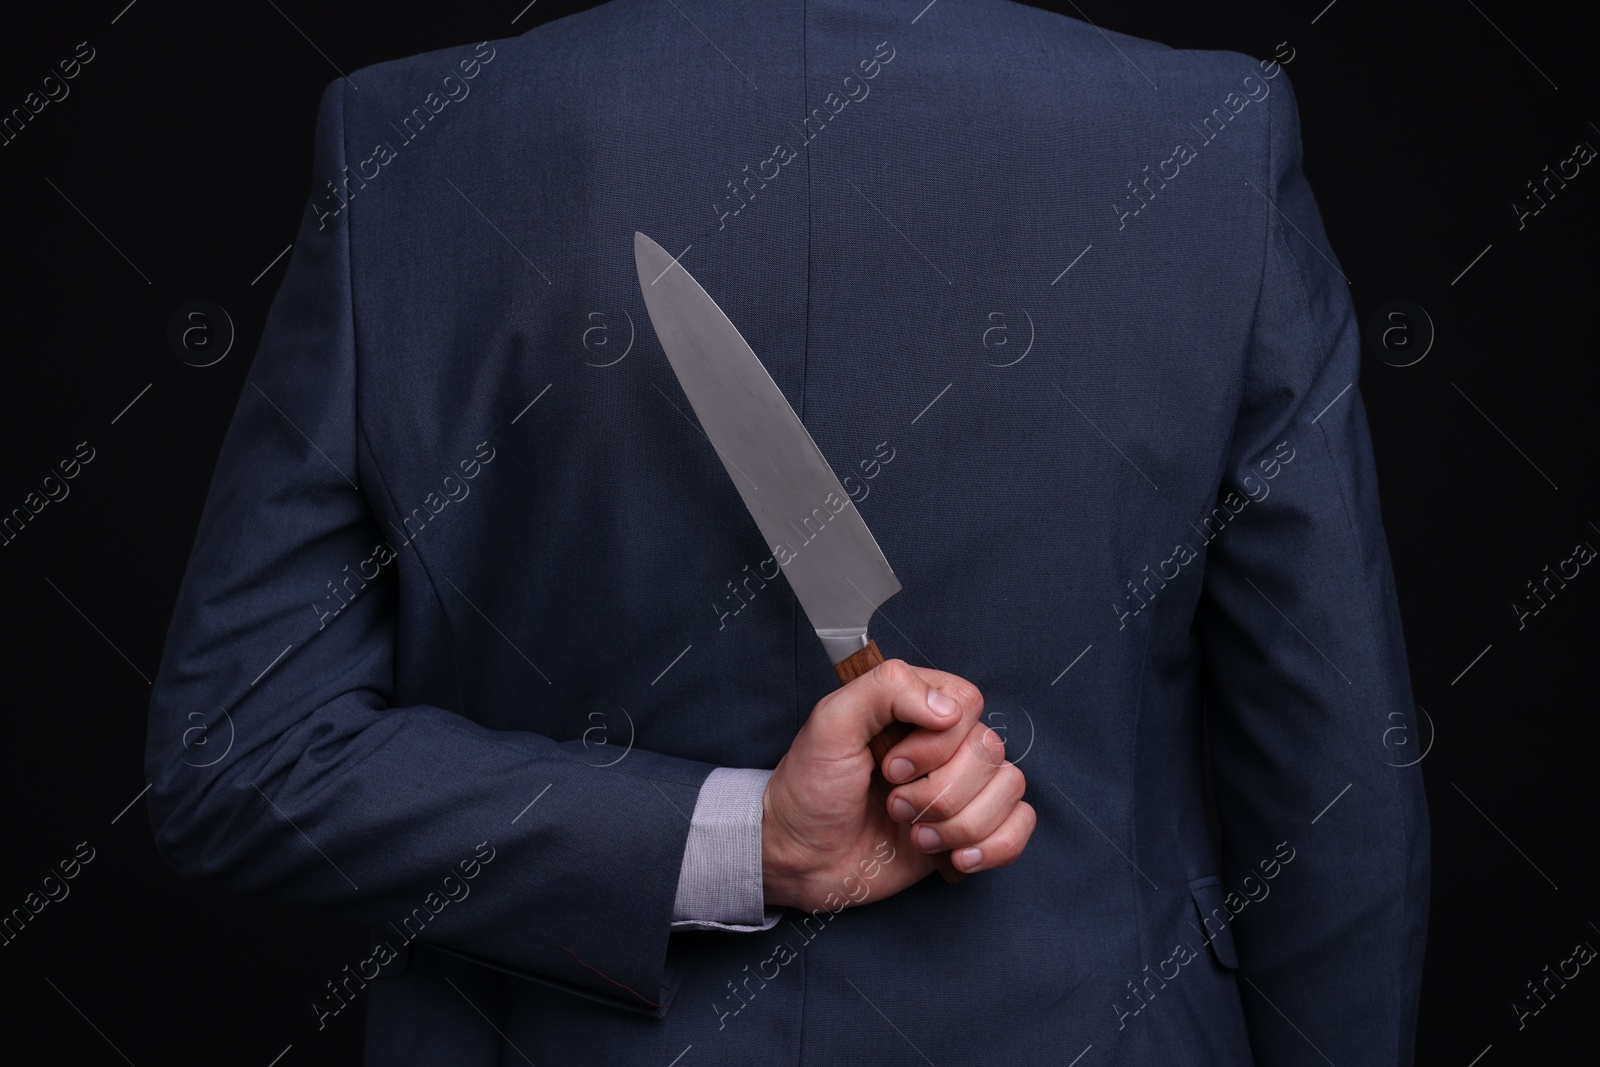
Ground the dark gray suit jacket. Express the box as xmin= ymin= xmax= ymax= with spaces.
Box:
xmin=146 ymin=0 xmax=1429 ymax=1062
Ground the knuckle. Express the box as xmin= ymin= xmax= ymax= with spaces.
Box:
xmin=924 ymin=787 xmax=959 ymax=822
xmin=958 ymin=812 xmax=996 ymax=851
xmin=1010 ymin=803 xmax=1039 ymax=850
xmin=966 ymin=724 xmax=1007 ymax=767
xmin=809 ymin=690 xmax=847 ymax=730
xmin=988 ymin=826 xmax=1025 ymax=866
xmin=949 ymin=680 xmax=984 ymax=718
xmin=873 ymin=657 xmax=913 ymax=689
xmin=981 ymin=725 xmax=1008 ymax=763
xmin=985 ymin=804 xmax=1037 ymax=866
xmin=990 ymin=842 xmax=1022 ymax=867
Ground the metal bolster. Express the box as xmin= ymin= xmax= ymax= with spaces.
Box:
xmin=817 ymin=627 xmax=870 ymax=665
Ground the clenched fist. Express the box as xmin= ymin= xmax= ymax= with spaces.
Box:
xmin=761 ymin=658 xmax=1035 ymax=912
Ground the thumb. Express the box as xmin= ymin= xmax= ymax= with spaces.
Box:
xmin=806 ymin=658 xmax=966 ymax=759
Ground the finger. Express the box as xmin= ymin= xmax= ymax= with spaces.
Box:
xmin=869 ymin=670 xmax=987 ymax=784
xmin=948 ymin=798 xmax=1036 ymax=873
xmin=807 ymin=658 xmax=975 ymax=760
xmin=906 ymin=760 xmax=1027 ymax=855
xmin=885 ymin=721 xmax=1006 ymax=823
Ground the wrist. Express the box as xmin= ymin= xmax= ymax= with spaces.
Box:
xmin=760 ymin=781 xmax=809 ymax=911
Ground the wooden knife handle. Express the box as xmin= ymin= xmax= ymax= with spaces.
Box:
xmin=834 ymin=640 xmax=966 ymax=885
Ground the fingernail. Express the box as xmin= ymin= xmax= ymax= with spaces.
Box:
xmin=927 ymin=689 xmax=959 ymax=717
xmin=889 ymin=797 xmax=915 ymax=821
xmin=958 ymin=847 xmax=982 ymax=870
xmin=914 ymin=825 xmax=941 ymax=850
xmin=888 ymin=757 xmax=915 ymax=783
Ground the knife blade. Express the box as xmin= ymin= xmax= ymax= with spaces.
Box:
xmin=634 ymin=230 xmax=964 ymax=884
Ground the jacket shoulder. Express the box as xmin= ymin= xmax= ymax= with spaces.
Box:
xmin=975 ymin=0 xmax=1288 ymax=93
xmin=339 ymin=37 xmax=504 ymax=108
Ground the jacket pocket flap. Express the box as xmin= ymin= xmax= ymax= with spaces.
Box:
xmin=1187 ymin=876 xmax=1239 ymax=969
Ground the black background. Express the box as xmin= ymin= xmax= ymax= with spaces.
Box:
xmin=1 ymin=1 xmax=1593 ymax=1063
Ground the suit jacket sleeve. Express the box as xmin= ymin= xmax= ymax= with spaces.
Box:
xmin=144 ymin=80 xmax=716 ymax=1018
xmin=1195 ymin=69 xmax=1430 ymax=1064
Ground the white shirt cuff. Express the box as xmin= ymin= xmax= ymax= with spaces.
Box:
xmin=671 ymin=767 xmax=782 ymax=932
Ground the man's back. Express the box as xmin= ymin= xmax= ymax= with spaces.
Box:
xmin=146 ymin=1 xmax=1428 ymax=1063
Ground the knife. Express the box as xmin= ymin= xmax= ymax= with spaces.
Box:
xmin=634 ymin=231 xmax=964 ymax=885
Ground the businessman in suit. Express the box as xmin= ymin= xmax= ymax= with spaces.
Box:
xmin=146 ymin=0 xmax=1429 ymax=1063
